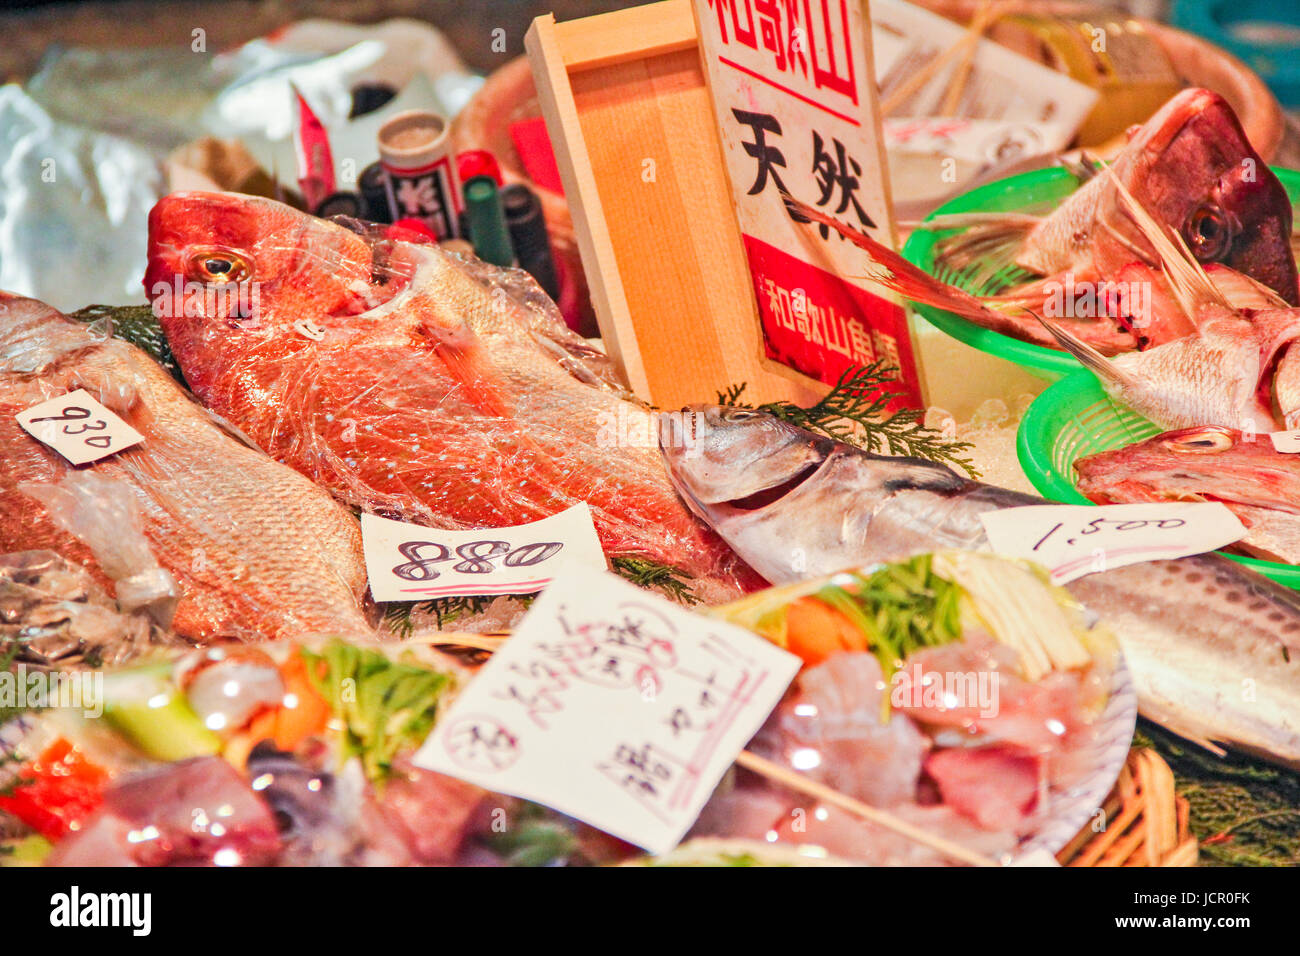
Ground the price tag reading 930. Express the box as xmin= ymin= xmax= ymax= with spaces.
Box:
xmin=360 ymin=504 xmax=607 ymax=602
xmin=17 ymin=389 xmax=144 ymax=466
xmin=979 ymin=503 xmax=1246 ymax=584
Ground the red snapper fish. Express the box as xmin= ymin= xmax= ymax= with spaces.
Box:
xmin=937 ymin=88 xmax=1297 ymax=302
xmin=0 ymin=293 xmax=372 ymax=644
xmin=801 ymin=88 xmax=1298 ymax=356
xmin=1075 ymin=425 xmax=1300 ymax=564
xmin=144 ymin=192 xmax=760 ymax=601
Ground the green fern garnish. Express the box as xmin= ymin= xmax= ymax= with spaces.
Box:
xmin=718 ymin=363 xmax=978 ymax=477
xmin=380 ymin=594 xmax=531 ymax=638
xmin=611 ymin=556 xmax=697 ymax=605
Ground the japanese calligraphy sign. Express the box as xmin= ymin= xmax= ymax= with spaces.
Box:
xmin=691 ymin=0 xmax=921 ymax=405
xmin=413 ymin=563 xmax=801 ymax=854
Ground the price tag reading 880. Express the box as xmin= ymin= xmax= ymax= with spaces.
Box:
xmin=17 ymin=389 xmax=144 ymax=466
xmin=361 ymin=505 xmax=607 ymax=602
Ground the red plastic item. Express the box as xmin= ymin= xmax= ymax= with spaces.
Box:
xmin=0 ymin=738 xmax=109 ymax=840
xmin=508 ymin=118 xmax=564 ymax=197
xmin=456 ymin=150 xmax=503 ymax=188
xmin=386 ymin=219 xmax=439 ymax=244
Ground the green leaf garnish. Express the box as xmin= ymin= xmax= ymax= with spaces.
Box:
xmin=301 ymin=641 xmax=454 ymax=786
xmin=718 ymin=362 xmax=979 ymax=477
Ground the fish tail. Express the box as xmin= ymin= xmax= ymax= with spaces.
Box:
xmin=782 ymin=192 xmax=1027 ymax=330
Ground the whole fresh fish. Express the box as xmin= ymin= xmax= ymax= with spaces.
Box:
xmin=792 ymin=163 xmax=1300 ymax=432
xmin=788 ymin=89 xmax=1297 ymax=356
xmin=144 ymin=192 xmax=760 ymax=600
xmin=0 ymin=293 xmax=372 ymax=644
xmin=938 ymin=88 xmax=1297 ymax=304
xmin=1032 ymin=178 xmax=1300 ymax=432
xmin=1075 ymin=425 xmax=1300 ymax=564
xmin=659 ymin=407 xmax=1300 ymax=768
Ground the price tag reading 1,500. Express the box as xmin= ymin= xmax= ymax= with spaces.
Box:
xmin=979 ymin=502 xmax=1247 ymax=585
xmin=16 ymin=389 xmax=145 ymax=466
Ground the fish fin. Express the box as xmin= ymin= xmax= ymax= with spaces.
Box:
xmin=1057 ymin=151 xmax=1105 ymax=184
xmin=1034 ymin=312 xmax=1140 ymax=390
xmin=1106 ymin=168 xmax=1231 ymax=319
xmin=781 ymin=191 xmax=1028 ymax=329
xmin=912 ymin=212 xmax=1042 ymax=284
xmin=1143 ymin=715 xmax=1230 ymax=759
xmin=411 ymin=320 xmax=514 ymax=420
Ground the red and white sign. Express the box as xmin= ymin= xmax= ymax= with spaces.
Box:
xmin=692 ymin=0 xmax=920 ymax=404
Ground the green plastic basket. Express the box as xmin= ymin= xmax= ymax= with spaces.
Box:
xmin=901 ymin=166 xmax=1300 ymax=379
xmin=1017 ymin=370 xmax=1300 ymax=589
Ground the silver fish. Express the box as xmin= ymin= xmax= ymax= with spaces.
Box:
xmin=660 ymin=407 xmax=1300 ymax=768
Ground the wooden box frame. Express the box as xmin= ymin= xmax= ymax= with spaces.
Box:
xmin=526 ymin=0 xmax=824 ymax=408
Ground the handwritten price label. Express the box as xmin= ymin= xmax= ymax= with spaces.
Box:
xmin=979 ymin=503 xmax=1246 ymax=584
xmin=17 ymin=389 xmax=144 ymax=465
xmin=360 ymin=504 xmax=606 ymax=602
xmin=413 ymin=565 xmax=801 ymax=854
xmin=1270 ymin=430 xmax=1300 ymax=453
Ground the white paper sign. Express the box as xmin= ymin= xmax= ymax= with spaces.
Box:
xmin=1270 ymin=430 xmax=1300 ymax=453
xmin=413 ymin=565 xmax=802 ymax=854
xmin=979 ymin=503 xmax=1247 ymax=584
xmin=17 ymin=389 xmax=144 ymax=466
xmin=360 ymin=505 xmax=606 ymax=602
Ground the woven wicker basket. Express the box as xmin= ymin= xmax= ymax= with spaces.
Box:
xmin=1059 ymin=747 xmax=1199 ymax=866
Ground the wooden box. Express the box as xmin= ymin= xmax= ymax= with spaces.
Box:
xmin=526 ymin=0 xmax=823 ymax=408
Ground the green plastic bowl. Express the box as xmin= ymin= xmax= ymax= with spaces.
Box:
xmin=901 ymin=166 xmax=1300 ymax=379
xmin=1017 ymin=370 xmax=1300 ymax=589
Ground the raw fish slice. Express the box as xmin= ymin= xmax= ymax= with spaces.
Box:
xmin=754 ymin=653 xmax=929 ymax=807
xmin=895 ymin=637 xmax=1087 ymax=754
xmin=925 ymin=747 xmax=1042 ymax=832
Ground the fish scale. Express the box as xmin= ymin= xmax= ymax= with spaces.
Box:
xmin=0 ymin=293 xmax=373 ymax=644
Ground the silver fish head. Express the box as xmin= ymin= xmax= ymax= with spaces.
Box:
xmin=658 ymin=406 xmax=1010 ymax=582
xmin=657 ymin=405 xmax=834 ymax=514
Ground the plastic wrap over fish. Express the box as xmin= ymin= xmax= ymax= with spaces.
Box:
xmin=0 ymin=550 xmax=162 ymax=668
xmin=22 ymin=473 xmax=180 ymax=628
xmin=146 ymin=194 xmax=764 ymax=602
xmin=0 ymin=86 xmax=167 ymax=312
xmin=0 ymin=292 xmax=374 ymax=645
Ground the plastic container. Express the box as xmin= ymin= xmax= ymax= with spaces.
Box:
xmin=900 ymin=165 xmax=1300 ymax=379
xmin=1017 ymin=370 xmax=1300 ymax=588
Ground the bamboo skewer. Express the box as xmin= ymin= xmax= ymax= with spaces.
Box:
xmin=940 ymin=1 xmax=1019 ymax=116
xmin=733 ymin=750 xmax=998 ymax=867
xmin=881 ymin=0 xmax=1018 ymax=117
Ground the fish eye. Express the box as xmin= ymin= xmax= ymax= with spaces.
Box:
xmin=186 ymin=248 xmax=251 ymax=284
xmin=721 ymin=408 xmax=762 ymax=423
xmin=1182 ymin=206 xmax=1232 ymax=262
xmin=1163 ymin=429 xmax=1234 ymax=454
